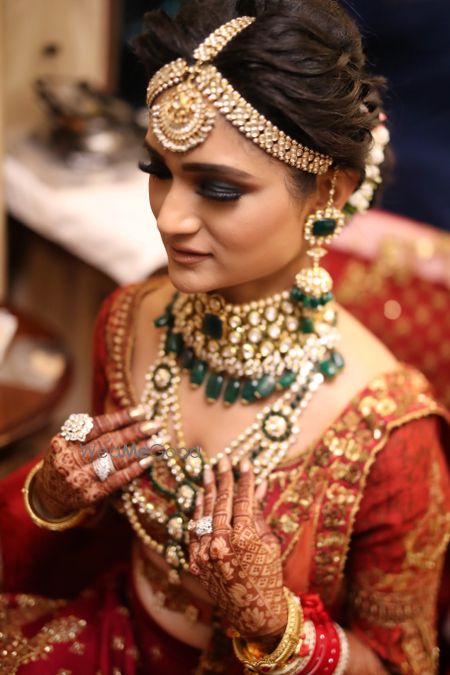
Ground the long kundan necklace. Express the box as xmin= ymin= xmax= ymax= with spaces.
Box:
xmin=122 ymin=283 xmax=344 ymax=583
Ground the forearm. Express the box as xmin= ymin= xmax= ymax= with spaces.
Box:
xmin=345 ymin=630 xmax=389 ymax=675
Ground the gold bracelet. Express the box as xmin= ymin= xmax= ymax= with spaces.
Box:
xmin=22 ymin=460 xmax=95 ymax=531
xmin=232 ymin=587 xmax=304 ymax=672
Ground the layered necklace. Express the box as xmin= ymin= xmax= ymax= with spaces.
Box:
xmin=122 ymin=284 xmax=344 ymax=583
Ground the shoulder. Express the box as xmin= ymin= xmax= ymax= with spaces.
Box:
xmin=93 ymin=269 xmax=174 ymax=346
xmin=92 ymin=269 xmax=176 ymax=408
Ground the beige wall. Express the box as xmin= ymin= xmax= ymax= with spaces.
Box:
xmin=4 ymin=0 xmax=112 ymax=135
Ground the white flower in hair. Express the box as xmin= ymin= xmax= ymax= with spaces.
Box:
xmin=344 ymin=120 xmax=390 ymax=216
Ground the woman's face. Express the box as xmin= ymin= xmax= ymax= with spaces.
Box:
xmin=143 ymin=115 xmax=321 ymax=304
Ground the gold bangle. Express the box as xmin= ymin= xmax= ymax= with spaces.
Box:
xmin=232 ymin=587 xmax=304 ymax=672
xmin=22 ymin=460 xmax=95 ymax=532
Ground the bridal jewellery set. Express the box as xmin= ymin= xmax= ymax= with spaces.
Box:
xmin=23 ymin=16 xmax=391 ymax=674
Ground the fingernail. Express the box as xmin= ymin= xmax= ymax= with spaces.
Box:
xmin=129 ymin=405 xmax=146 ymax=420
xmin=240 ymin=458 xmax=251 ymax=472
xmin=218 ymin=456 xmax=230 ymax=473
xmin=203 ymin=464 xmax=213 ymax=483
xmin=139 ymin=455 xmax=153 ymax=469
xmin=140 ymin=420 xmax=159 ymax=434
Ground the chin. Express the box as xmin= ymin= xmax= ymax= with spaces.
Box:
xmin=166 ymin=263 xmax=218 ymax=295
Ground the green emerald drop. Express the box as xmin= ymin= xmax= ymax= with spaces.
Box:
xmin=320 ymin=359 xmax=338 ymax=380
xmin=154 ymin=313 xmax=173 ymax=328
xmin=312 ymin=218 xmax=337 ymax=237
xmin=181 ymin=347 xmax=195 ymax=370
xmin=290 ymin=287 xmax=304 ymax=303
xmin=331 ymin=351 xmax=345 ymax=371
xmin=241 ymin=379 xmax=259 ymax=404
xmin=206 ymin=372 xmax=225 ymax=402
xmin=299 ymin=317 xmax=315 ymax=334
xmin=202 ymin=313 xmax=223 ymax=340
xmin=278 ymin=370 xmax=296 ymax=390
xmin=224 ymin=378 xmax=241 ymax=406
xmin=255 ymin=375 xmax=276 ymax=399
xmin=165 ymin=332 xmax=183 ymax=355
xmin=190 ymin=359 xmax=208 ymax=387
xmin=321 ymin=291 xmax=334 ymax=305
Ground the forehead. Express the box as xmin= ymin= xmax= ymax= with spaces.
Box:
xmin=145 ymin=112 xmax=285 ymax=178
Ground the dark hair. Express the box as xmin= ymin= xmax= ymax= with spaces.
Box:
xmin=133 ymin=0 xmax=385 ymax=193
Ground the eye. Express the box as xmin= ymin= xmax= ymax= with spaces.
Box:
xmin=138 ymin=160 xmax=172 ymax=180
xmin=197 ymin=180 xmax=243 ymax=202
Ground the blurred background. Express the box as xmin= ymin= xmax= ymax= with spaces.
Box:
xmin=0 ymin=0 xmax=449 ymax=669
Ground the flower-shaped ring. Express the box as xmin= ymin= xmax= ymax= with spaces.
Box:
xmin=60 ymin=413 xmax=95 ymax=443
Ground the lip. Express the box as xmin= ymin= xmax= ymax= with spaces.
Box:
xmin=171 ymin=245 xmax=209 ymax=255
xmin=169 ymin=246 xmax=212 ymax=265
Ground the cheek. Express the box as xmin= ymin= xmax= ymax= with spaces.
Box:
xmin=210 ymin=192 xmax=301 ymax=253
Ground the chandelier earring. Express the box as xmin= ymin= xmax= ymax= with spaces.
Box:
xmin=290 ymin=171 xmax=346 ymax=376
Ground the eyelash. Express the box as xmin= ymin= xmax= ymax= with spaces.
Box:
xmin=138 ymin=160 xmax=243 ymax=203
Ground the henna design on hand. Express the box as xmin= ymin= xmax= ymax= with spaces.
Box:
xmin=35 ymin=408 xmax=161 ymax=518
xmin=188 ymin=457 xmax=288 ymax=640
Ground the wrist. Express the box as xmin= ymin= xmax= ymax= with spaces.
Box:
xmin=23 ymin=461 xmax=94 ymax=531
xmin=33 ymin=474 xmax=73 ymax=519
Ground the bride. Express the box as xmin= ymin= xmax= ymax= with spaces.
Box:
xmin=1 ymin=1 xmax=449 ymax=674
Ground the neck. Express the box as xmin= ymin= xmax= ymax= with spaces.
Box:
xmin=208 ymin=254 xmax=307 ymax=305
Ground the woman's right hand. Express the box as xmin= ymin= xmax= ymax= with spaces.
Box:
xmin=33 ymin=407 xmax=162 ymax=519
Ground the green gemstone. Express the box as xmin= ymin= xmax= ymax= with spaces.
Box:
xmin=321 ymin=291 xmax=334 ymax=305
xmin=255 ymin=375 xmax=276 ymax=399
xmin=302 ymin=296 xmax=314 ymax=308
xmin=181 ymin=347 xmax=195 ymax=370
xmin=241 ymin=379 xmax=259 ymax=404
xmin=312 ymin=218 xmax=337 ymax=238
xmin=154 ymin=313 xmax=173 ymax=328
xmin=224 ymin=378 xmax=241 ymax=406
xmin=290 ymin=287 xmax=304 ymax=302
xmin=202 ymin=313 xmax=223 ymax=340
xmin=278 ymin=370 xmax=296 ymax=389
xmin=299 ymin=316 xmax=314 ymax=334
xmin=190 ymin=359 xmax=208 ymax=386
xmin=331 ymin=351 xmax=345 ymax=371
xmin=320 ymin=359 xmax=338 ymax=380
xmin=206 ymin=372 xmax=225 ymax=401
xmin=165 ymin=331 xmax=183 ymax=355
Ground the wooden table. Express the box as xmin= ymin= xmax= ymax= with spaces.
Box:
xmin=0 ymin=306 xmax=70 ymax=448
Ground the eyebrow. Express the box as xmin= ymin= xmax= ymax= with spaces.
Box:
xmin=143 ymin=140 xmax=255 ymax=180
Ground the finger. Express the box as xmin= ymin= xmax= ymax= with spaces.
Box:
xmin=197 ymin=464 xmax=215 ymax=565
xmin=64 ymin=407 xmax=148 ymax=444
xmin=233 ymin=458 xmax=254 ymax=525
xmin=85 ymin=435 xmax=165 ymax=481
xmin=188 ymin=490 xmax=204 ymax=576
xmin=77 ymin=421 xmax=162 ymax=466
xmin=202 ymin=464 xmax=217 ymax=519
xmin=212 ymin=457 xmax=233 ymax=533
xmin=253 ymin=480 xmax=274 ymax=541
xmin=99 ymin=447 xmax=159 ymax=494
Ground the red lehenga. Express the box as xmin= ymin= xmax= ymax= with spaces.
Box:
xmin=1 ymin=274 xmax=449 ymax=675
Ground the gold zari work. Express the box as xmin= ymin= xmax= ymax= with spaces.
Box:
xmin=147 ymin=17 xmax=333 ymax=174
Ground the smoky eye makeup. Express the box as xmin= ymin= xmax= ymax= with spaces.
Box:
xmin=139 ymin=141 xmax=247 ymax=201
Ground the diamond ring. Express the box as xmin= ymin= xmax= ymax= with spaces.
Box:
xmin=60 ymin=413 xmax=94 ymax=443
xmin=92 ymin=452 xmax=116 ymax=482
xmin=188 ymin=515 xmax=213 ymax=537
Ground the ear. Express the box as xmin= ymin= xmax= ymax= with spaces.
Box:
xmin=314 ymin=168 xmax=360 ymax=210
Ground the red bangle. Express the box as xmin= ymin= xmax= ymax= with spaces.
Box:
xmin=293 ymin=595 xmax=342 ymax=674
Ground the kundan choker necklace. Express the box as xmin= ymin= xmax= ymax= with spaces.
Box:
xmin=121 ymin=283 xmax=345 ymax=582
xmin=153 ymin=283 xmax=343 ymax=406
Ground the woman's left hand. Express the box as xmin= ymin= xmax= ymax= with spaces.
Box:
xmin=188 ymin=456 xmax=288 ymax=640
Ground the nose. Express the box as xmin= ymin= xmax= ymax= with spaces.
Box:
xmin=156 ymin=183 xmax=202 ymax=237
